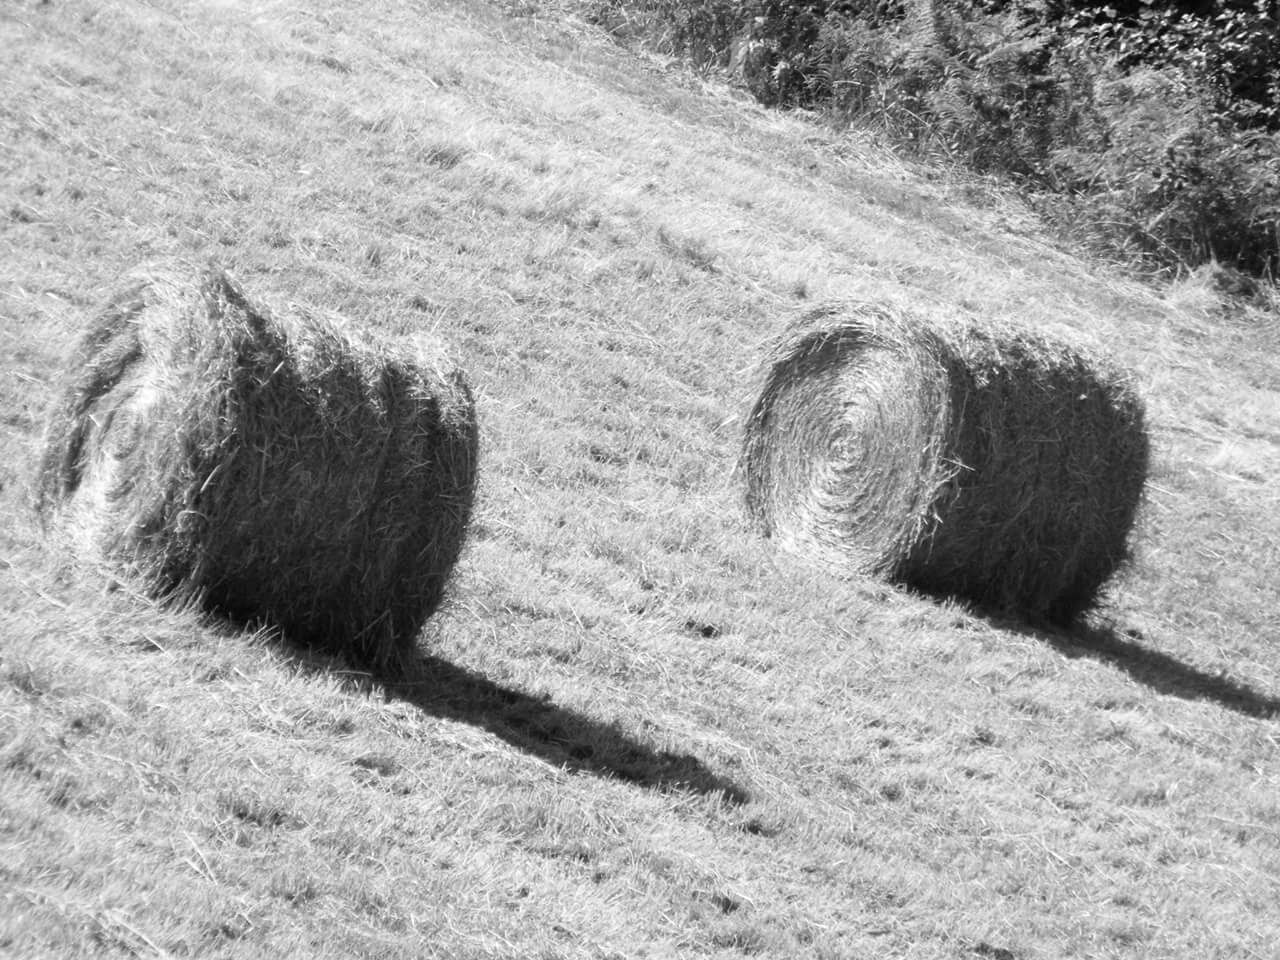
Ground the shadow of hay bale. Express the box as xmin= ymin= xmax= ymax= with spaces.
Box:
xmin=741 ymin=302 xmax=1150 ymax=625
xmin=35 ymin=261 xmax=479 ymax=669
xmin=381 ymin=654 xmax=752 ymax=803
xmin=1034 ymin=620 xmax=1280 ymax=720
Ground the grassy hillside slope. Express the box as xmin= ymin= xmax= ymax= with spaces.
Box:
xmin=2 ymin=0 xmax=1278 ymax=957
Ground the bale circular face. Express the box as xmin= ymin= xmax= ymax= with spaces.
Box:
xmin=741 ymin=302 xmax=1149 ymax=624
xmin=744 ymin=315 xmax=953 ymax=575
xmin=58 ymin=368 xmax=166 ymax=559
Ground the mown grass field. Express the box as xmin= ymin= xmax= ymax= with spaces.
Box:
xmin=2 ymin=0 xmax=1279 ymax=957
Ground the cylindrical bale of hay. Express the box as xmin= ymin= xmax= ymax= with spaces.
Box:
xmin=741 ymin=302 xmax=1149 ymax=624
xmin=36 ymin=262 xmax=479 ymax=667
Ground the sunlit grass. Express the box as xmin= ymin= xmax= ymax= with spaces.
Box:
xmin=2 ymin=0 xmax=1278 ymax=956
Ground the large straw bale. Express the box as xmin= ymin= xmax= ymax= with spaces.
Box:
xmin=36 ymin=262 xmax=479 ymax=667
xmin=741 ymin=302 xmax=1149 ymax=624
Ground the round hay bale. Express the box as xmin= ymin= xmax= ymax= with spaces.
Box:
xmin=740 ymin=302 xmax=1150 ymax=624
xmin=36 ymin=262 xmax=479 ymax=667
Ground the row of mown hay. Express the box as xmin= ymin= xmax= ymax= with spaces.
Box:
xmin=36 ymin=263 xmax=478 ymax=669
xmin=740 ymin=302 xmax=1150 ymax=624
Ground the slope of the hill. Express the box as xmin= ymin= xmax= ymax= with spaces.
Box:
xmin=2 ymin=0 xmax=1278 ymax=957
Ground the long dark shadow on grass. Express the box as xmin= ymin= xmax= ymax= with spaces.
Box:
xmin=1030 ymin=620 xmax=1280 ymax=720
xmin=376 ymin=655 xmax=751 ymax=804
xmin=224 ymin=611 xmax=749 ymax=802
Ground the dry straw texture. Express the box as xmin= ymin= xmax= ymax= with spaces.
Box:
xmin=36 ymin=262 xmax=479 ymax=668
xmin=742 ymin=302 xmax=1150 ymax=624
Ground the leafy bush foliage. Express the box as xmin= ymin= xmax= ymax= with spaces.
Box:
xmin=1069 ymin=0 xmax=1280 ymax=130
xmin=1050 ymin=66 xmax=1280 ymax=274
xmin=587 ymin=0 xmax=1280 ymax=277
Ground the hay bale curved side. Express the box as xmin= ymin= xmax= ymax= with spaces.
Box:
xmin=740 ymin=303 xmax=1149 ymax=624
xmin=36 ymin=263 xmax=479 ymax=667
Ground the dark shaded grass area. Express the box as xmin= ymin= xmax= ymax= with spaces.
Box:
xmin=1038 ymin=621 xmax=1280 ymax=721
xmin=386 ymin=656 xmax=752 ymax=803
xmin=270 ymin=635 xmax=752 ymax=804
